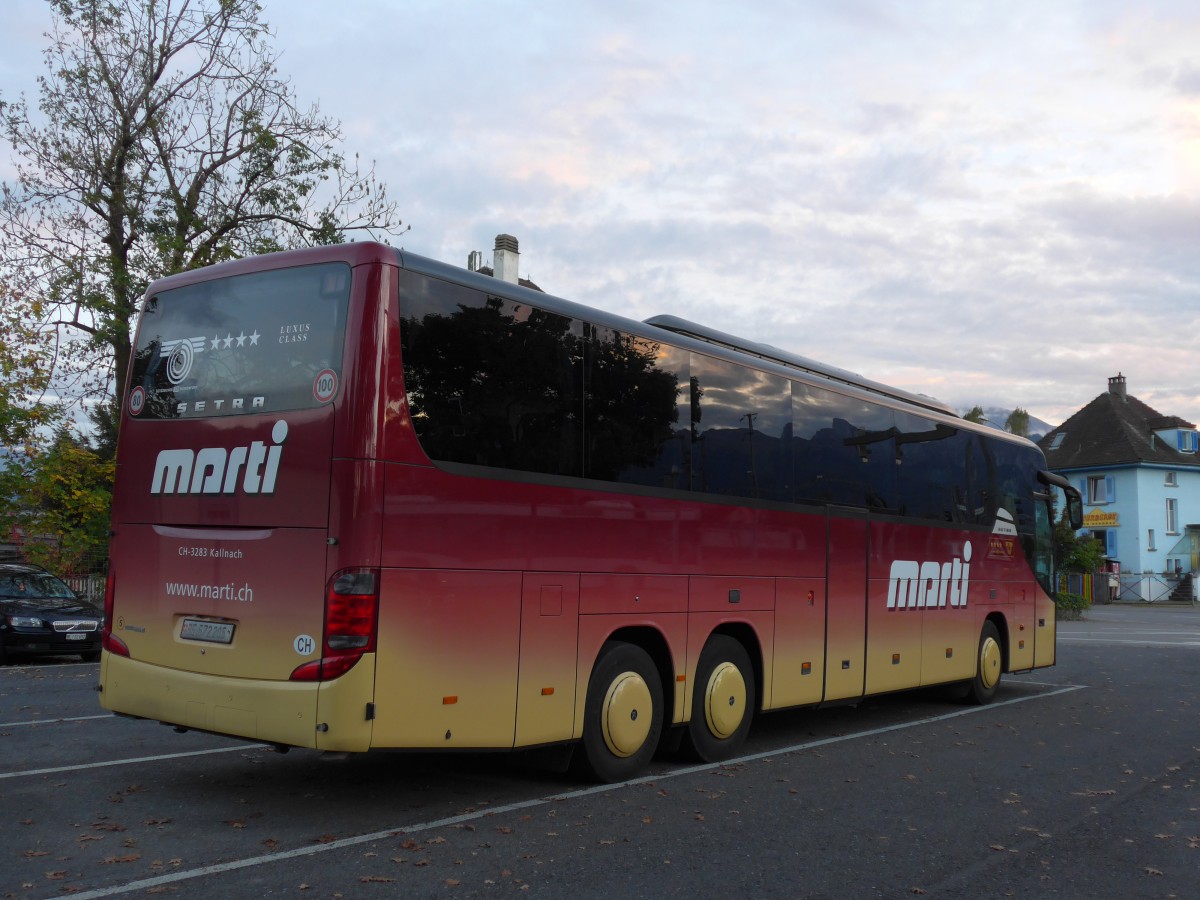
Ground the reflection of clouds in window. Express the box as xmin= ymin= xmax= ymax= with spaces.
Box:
xmin=130 ymin=264 xmax=349 ymax=418
xmin=689 ymin=355 xmax=792 ymax=500
xmin=690 ymin=354 xmax=791 ymax=437
xmin=793 ymin=383 xmax=850 ymax=438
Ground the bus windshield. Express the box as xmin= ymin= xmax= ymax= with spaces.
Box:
xmin=127 ymin=262 xmax=351 ymax=420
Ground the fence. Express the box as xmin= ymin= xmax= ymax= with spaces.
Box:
xmin=1116 ymin=572 xmax=1190 ymax=603
xmin=61 ymin=573 xmax=106 ymax=604
xmin=1060 ymin=571 xmax=1195 ymax=604
xmin=1061 ymin=572 xmax=1101 ymax=602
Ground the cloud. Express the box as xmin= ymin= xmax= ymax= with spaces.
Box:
xmin=6 ymin=0 xmax=1200 ymax=429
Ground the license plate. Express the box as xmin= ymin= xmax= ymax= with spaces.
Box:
xmin=66 ymin=633 xmax=87 ymax=641
xmin=180 ymin=618 xmax=235 ymax=644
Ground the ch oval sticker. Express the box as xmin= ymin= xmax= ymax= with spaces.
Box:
xmin=293 ymin=634 xmax=317 ymax=656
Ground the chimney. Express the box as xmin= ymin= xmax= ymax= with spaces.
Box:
xmin=1108 ymin=373 xmax=1127 ymax=398
xmin=493 ymin=234 xmax=520 ymax=284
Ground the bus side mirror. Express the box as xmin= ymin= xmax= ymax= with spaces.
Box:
xmin=1065 ymin=488 xmax=1083 ymax=530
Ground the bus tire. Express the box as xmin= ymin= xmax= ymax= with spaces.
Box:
xmin=682 ymin=635 xmax=755 ymax=763
xmin=577 ymin=641 xmax=664 ymax=783
xmin=968 ymin=621 xmax=1003 ymax=705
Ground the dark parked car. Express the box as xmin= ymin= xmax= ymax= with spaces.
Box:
xmin=0 ymin=563 xmax=102 ymax=664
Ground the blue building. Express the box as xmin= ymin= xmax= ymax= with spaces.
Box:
xmin=1039 ymin=374 xmax=1200 ymax=601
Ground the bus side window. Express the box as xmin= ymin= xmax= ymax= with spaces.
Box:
xmin=585 ymin=328 xmax=689 ymax=491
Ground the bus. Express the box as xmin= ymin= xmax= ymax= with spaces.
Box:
xmin=99 ymin=241 xmax=1083 ymax=782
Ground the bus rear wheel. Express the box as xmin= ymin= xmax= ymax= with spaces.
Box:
xmin=682 ymin=635 xmax=755 ymax=763
xmin=968 ymin=621 xmax=1003 ymax=705
xmin=576 ymin=641 xmax=664 ymax=783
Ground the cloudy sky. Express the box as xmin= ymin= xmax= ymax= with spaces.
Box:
xmin=4 ymin=0 xmax=1200 ymax=428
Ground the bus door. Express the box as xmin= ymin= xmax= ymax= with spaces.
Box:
xmin=824 ymin=509 xmax=868 ymax=702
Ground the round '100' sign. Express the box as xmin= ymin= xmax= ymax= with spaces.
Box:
xmin=313 ymin=369 xmax=338 ymax=403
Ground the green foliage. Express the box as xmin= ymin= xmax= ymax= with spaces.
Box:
xmin=0 ymin=280 xmax=62 ymax=446
xmin=962 ymin=405 xmax=986 ymax=424
xmin=1055 ymin=514 xmax=1105 ymax=573
xmin=0 ymin=427 xmax=113 ymax=574
xmin=84 ymin=396 xmax=120 ymax=462
xmin=1053 ymin=591 xmax=1090 ymax=621
xmin=1 ymin=0 xmax=406 ymax=416
xmin=1005 ymin=407 xmax=1030 ymax=437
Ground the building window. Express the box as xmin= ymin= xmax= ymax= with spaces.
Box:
xmin=1165 ymin=471 xmax=1178 ymax=487
xmin=1166 ymin=498 xmax=1179 ymax=535
xmin=1148 ymin=529 xmax=1156 ymax=551
xmin=1086 ymin=475 xmax=1114 ymax=504
xmin=1178 ymin=431 xmax=1199 ymax=453
xmin=1089 ymin=529 xmax=1117 ymax=558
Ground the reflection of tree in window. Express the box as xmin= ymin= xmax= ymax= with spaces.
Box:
xmin=402 ymin=294 xmax=582 ymax=475
xmin=129 ymin=265 xmax=348 ymax=418
xmin=399 ymin=278 xmax=680 ymax=483
xmin=583 ymin=328 xmax=682 ymax=485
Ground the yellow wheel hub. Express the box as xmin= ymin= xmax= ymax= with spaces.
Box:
xmin=703 ymin=661 xmax=747 ymax=739
xmin=979 ymin=635 xmax=1001 ymax=689
xmin=601 ymin=671 xmax=653 ymax=758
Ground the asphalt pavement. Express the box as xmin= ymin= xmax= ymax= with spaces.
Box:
xmin=1 ymin=603 xmax=1197 ymax=898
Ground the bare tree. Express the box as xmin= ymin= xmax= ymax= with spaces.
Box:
xmin=0 ymin=0 xmax=406 ymax=416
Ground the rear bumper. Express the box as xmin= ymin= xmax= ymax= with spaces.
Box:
xmin=99 ymin=651 xmax=376 ymax=751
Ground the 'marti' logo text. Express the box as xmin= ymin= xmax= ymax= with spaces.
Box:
xmin=886 ymin=542 xmax=972 ymax=610
xmin=151 ymin=421 xmax=288 ymax=495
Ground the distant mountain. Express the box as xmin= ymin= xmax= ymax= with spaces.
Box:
xmin=959 ymin=407 xmax=1054 ymax=441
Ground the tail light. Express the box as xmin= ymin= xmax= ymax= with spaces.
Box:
xmin=101 ymin=562 xmax=129 ymax=657
xmin=290 ymin=568 xmax=379 ymax=681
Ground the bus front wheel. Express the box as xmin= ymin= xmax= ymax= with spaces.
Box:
xmin=682 ymin=635 xmax=755 ymax=762
xmin=577 ymin=641 xmax=664 ymax=783
xmin=968 ymin=621 xmax=1003 ymax=705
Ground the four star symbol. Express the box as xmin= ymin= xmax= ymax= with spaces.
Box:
xmin=210 ymin=331 xmax=262 ymax=352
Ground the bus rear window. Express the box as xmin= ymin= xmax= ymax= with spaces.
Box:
xmin=128 ymin=263 xmax=350 ymax=419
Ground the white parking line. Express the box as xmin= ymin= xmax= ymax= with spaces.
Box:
xmin=0 ymin=745 xmax=262 ymax=780
xmin=0 ymin=713 xmax=111 ymax=729
xmin=60 ymin=683 xmax=1085 ymax=899
xmin=1059 ymin=637 xmax=1200 ymax=646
